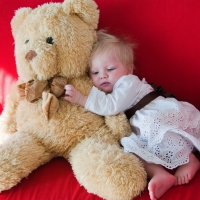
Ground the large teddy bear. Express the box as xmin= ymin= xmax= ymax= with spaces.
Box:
xmin=0 ymin=0 xmax=147 ymax=199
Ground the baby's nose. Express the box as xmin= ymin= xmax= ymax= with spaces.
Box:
xmin=101 ymin=73 xmax=108 ymax=79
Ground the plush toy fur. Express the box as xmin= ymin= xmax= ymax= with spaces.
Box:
xmin=0 ymin=0 xmax=147 ymax=199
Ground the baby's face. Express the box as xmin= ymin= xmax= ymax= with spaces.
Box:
xmin=90 ymin=52 xmax=131 ymax=93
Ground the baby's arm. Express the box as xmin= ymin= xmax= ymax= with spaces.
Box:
xmin=64 ymin=85 xmax=88 ymax=107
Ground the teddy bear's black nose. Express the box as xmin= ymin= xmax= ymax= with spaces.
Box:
xmin=25 ymin=50 xmax=37 ymax=61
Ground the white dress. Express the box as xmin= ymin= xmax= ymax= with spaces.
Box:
xmin=85 ymin=75 xmax=200 ymax=169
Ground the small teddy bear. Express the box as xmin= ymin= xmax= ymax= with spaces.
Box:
xmin=0 ymin=0 xmax=147 ymax=199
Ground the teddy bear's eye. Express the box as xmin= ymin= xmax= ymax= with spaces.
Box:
xmin=25 ymin=40 xmax=29 ymax=44
xmin=46 ymin=37 xmax=54 ymax=44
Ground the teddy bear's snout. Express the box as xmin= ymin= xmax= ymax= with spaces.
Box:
xmin=25 ymin=50 xmax=37 ymax=62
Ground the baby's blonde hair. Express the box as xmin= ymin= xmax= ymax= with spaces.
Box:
xmin=89 ymin=30 xmax=135 ymax=70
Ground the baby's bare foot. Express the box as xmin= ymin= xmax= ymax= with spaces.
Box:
xmin=148 ymin=171 xmax=175 ymax=200
xmin=174 ymin=153 xmax=200 ymax=186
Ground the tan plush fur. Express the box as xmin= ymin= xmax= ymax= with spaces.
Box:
xmin=0 ymin=0 xmax=147 ymax=199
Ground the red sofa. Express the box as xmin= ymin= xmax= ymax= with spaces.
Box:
xmin=0 ymin=0 xmax=200 ymax=199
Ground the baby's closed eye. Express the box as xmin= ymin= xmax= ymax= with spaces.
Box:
xmin=91 ymin=71 xmax=99 ymax=75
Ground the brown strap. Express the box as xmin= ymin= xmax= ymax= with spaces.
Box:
xmin=125 ymin=84 xmax=176 ymax=120
xmin=125 ymin=91 xmax=159 ymax=119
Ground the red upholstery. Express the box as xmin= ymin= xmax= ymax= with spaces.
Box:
xmin=0 ymin=0 xmax=200 ymax=199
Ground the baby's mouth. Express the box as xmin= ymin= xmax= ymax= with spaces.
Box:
xmin=101 ymin=82 xmax=110 ymax=86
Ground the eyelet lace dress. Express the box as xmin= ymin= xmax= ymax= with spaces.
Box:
xmin=121 ymin=96 xmax=200 ymax=169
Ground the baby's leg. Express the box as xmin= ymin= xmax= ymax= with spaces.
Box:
xmin=174 ymin=153 xmax=200 ymax=185
xmin=142 ymin=160 xmax=176 ymax=200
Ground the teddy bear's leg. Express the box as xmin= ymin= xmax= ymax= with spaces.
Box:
xmin=68 ymin=136 xmax=147 ymax=200
xmin=0 ymin=131 xmax=53 ymax=192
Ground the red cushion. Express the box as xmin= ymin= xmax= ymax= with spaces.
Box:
xmin=0 ymin=0 xmax=200 ymax=200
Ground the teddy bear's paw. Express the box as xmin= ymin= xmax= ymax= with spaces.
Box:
xmin=0 ymin=131 xmax=53 ymax=190
xmin=6 ymin=122 xmax=17 ymax=134
xmin=105 ymin=112 xmax=132 ymax=139
xmin=69 ymin=137 xmax=147 ymax=200
xmin=0 ymin=116 xmax=17 ymax=143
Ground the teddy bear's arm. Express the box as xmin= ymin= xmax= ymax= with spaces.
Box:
xmin=105 ymin=112 xmax=132 ymax=141
xmin=0 ymin=81 xmax=19 ymax=137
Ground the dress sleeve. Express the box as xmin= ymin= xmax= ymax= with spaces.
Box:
xmin=84 ymin=75 xmax=142 ymax=116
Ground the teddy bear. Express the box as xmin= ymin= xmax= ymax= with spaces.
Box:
xmin=0 ymin=0 xmax=147 ymax=199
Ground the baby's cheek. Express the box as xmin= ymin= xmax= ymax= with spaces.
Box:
xmin=92 ymin=79 xmax=98 ymax=87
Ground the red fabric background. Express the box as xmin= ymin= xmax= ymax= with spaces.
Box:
xmin=0 ymin=0 xmax=200 ymax=199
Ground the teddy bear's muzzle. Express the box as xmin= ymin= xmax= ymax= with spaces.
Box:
xmin=25 ymin=50 xmax=37 ymax=62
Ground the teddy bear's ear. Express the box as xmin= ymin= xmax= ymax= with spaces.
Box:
xmin=11 ymin=8 xmax=32 ymax=38
xmin=62 ymin=0 xmax=99 ymax=29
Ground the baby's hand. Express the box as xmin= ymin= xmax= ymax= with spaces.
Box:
xmin=64 ymin=85 xmax=87 ymax=107
xmin=64 ymin=85 xmax=80 ymax=104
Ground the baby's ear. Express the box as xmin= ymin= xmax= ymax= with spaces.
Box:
xmin=128 ymin=64 xmax=134 ymax=74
